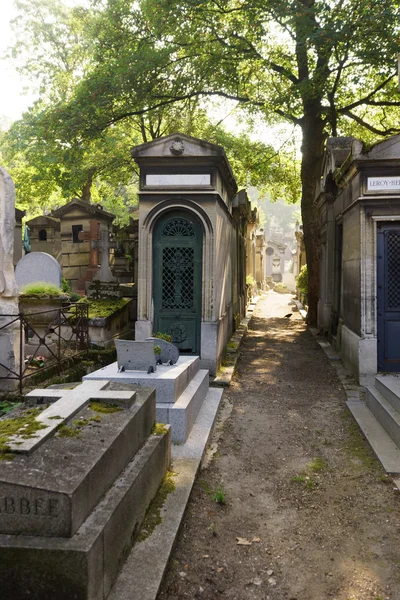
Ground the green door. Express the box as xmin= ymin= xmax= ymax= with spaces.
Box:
xmin=153 ymin=213 xmax=202 ymax=354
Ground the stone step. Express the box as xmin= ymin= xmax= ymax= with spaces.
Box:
xmin=375 ymin=375 xmax=400 ymax=413
xmin=0 ymin=426 xmax=171 ymax=600
xmin=0 ymin=388 xmax=156 ymax=538
xmin=157 ymin=369 xmax=210 ymax=442
xmin=365 ymin=385 xmax=400 ymax=450
xmin=83 ymin=356 xmax=200 ymax=404
xmin=108 ymin=388 xmax=224 ymax=600
xmin=346 ymin=399 xmax=400 ymax=474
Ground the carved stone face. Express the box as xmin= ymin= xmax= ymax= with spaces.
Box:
xmin=169 ymin=140 xmax=185 ymax=156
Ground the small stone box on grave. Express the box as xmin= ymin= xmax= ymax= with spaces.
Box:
xmin=115 ymin=339 xmax=157 ymax=372
xmin=15 ymin=252 xmax=62 ymax=289
xmin=0 ymin=379 xmax=171 ymax=599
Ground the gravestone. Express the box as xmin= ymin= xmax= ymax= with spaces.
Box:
xmin=87 ymin=230 xmax=122 ymax=299
xmin=146 ymin=337 xmax=179 ymax=364
xmin=15 ymin=252 xmax=62 ymax=289
xmin=115 ymin=339 xmax=156 ymax=372
xmin=77 ymin=219 xmax=100 ymax=294
xmin=0 ymin=167 xmax=21 ymax=390
xmin=0 ymin=379 xmax=171 ymax=598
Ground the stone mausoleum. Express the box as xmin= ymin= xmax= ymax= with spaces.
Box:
xmin=317 ymin=134 xmax=400 ymax=384
xmin=131 ymin=133 xmax=253 ymax=375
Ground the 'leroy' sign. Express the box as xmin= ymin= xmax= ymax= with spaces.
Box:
xmin=368 ymin=177 xmax=400 ymax=191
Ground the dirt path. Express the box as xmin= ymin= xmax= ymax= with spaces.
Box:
xmin=158 ymin=292 xmax=400 ymax=600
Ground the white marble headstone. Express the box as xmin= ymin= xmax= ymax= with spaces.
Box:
xmin=15 ymin=252 xmax=62 ymax=289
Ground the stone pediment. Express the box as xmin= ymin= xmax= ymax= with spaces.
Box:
xmin=51 ymin=198 xmax=115 ymax=222
xmin=26 ymin=215 xmax=60 ymax=229
xmin=131 ymin=132 xmax=226 ymax=159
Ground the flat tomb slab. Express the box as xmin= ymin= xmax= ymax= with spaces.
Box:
xmin=0 ymin=427 xmax=171 ymax=600
xmin=0 ymin=387 xmax=155 ymax=538
xmin=83 ymin=356 xmax=200 ymax=404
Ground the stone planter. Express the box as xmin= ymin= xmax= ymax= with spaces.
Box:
xmin=87 ymin=299 xmax=133 ymax=347
xmin=19 ymin=295 xmax=69 ymax=357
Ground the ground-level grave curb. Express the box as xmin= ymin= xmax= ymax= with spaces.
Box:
xmin=310 ymin=327 xmax=400 ymax=482
xmin=211 ymin=296 xmax=260 ymax=388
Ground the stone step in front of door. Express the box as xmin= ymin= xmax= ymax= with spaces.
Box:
xmin=375 ymin=375 xmax=400 ymax=413
xmin=157 ymin=369 xmax=210 ymax=442
xmin=0 ymin=427 xmax=171 ymax=600
xmin=346 ymin=399 xmax=400 ymax=474
xmin=83 ymin=356 xmax=200 ymax=404
xmin=365 ymin=384 xmax=400 ymax=450
xmin=0 ymin=388 xmax=156 ymax=538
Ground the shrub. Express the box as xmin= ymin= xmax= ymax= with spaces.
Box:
xmin=296 ymin=265 xmax=308 ymax=295
xmin=246 ymin=274 xmax=256 ymax=287
xmin=20 ymin=282 xmax=63 ymax=297
xmin=152 ymin=331 xmax=173 ymax=343
xmin=61 ymin=278 xmax=71 ymax=293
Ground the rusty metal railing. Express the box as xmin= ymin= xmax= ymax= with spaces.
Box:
xmin=0 ymin=302 xmax=89 ymax=394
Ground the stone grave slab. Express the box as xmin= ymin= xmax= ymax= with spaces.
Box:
xmin=115 ymin=339 xmax=157 ymax=372
xmin=146 ymin=337 xmax=179 ymax=364
xmin=15 ymin=252 xmax=62 ymax=289
xmin=0 ymin=385 xmax=155 ymax=538
xmin=7 ymin=380 xmax=136 ymax=454
xmin=84 ymin=356 xmax=199 ymax=404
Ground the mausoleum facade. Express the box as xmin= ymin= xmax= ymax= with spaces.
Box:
xmin=131 ymin=133 xmax=252 ymax=375
xmin=317 ymin=135 xmax=400 ymax=384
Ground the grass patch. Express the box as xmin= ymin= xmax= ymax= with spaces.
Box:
xmin=20 ymin=282 xmax=63 ymax=297
xmin=137 ymin=472 xmax=177 ymax=542
xmin=213 ymin=484 xmax=226 ymax=505
xmin=310 ymin=457 xmax=327 ymax=472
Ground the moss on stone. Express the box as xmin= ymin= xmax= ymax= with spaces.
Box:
xmin=89 ymin=402 xmax=122 ymax=414
xmin=57 ymin=425 xmax=80 ymax=438
xmin=76 ymin=298 xmax=130 ymax=319
xmin=137 ymin=472 xmax=176 ymax=543
xmin=0 ymin=407 xmax=47 ymax=452
xmin=151 ymin=422 xmax=168 ymax=436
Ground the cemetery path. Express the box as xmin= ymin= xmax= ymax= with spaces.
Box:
xmin=157 ymin=291 xmax=400 ymax=600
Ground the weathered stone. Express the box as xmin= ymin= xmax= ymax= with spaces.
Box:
xmin=146 ymin=337 xmax=179 ymax=364
xmin=0 ymin=167 xmax=21 ymax=391
xmin=15 ymin=252 xmax=62 ymax=289
xmin=0 ymin=423 xmax=170 ymax=600
xmin=0 ymin=386 xmax=155 ymax=538
xmin=115 ymin=340 xmax=157 ymax=372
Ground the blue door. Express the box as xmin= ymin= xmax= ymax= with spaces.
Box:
xmin=377 ymin=222 xmax=400 ymax=372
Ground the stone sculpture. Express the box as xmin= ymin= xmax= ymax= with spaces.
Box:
xmin=0 ymin=167 xmax=21 ymax=389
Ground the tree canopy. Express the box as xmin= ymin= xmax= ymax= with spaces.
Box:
xmin=3 ymin=0 xmax=399 ymax=320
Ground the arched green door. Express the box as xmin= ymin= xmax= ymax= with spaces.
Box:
xmin=153 ymin=212 xmax=202 ymax=354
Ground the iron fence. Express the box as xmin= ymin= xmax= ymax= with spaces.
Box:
xmin=0 ymin=302 xmax=89 ymax=394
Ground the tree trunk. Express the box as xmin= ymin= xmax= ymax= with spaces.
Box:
xmin=300 ymin=104 xmax=325 ymax=325
xmin=81 ymin=169 xmax=95 ymax=202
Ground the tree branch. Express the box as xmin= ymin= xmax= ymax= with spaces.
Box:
xmin=342 ymin=110 xmax=400 ymax=136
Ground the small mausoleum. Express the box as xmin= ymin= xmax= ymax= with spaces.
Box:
xmin=131 ymin=133 xmax=252 ymax=375
xmin=25 ymin=215 xmax=62 ymax=263
xmin=317 ymin=134 xmax=400 ymax=384
xmin=51 ymin=198 xmax=115 ymax=292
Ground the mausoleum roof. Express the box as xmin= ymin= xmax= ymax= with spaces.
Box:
xmin=51 ymin=198 xmax=115 ymax=221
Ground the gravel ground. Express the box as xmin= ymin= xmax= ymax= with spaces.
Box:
xmin=157 ymin=291 xmax=400 ymax=600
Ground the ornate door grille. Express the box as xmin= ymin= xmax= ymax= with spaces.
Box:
xmin=162 ymin=247 xmax=194 ymax=309
xmin=386 ymin=231 xmax=400 ymax=310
